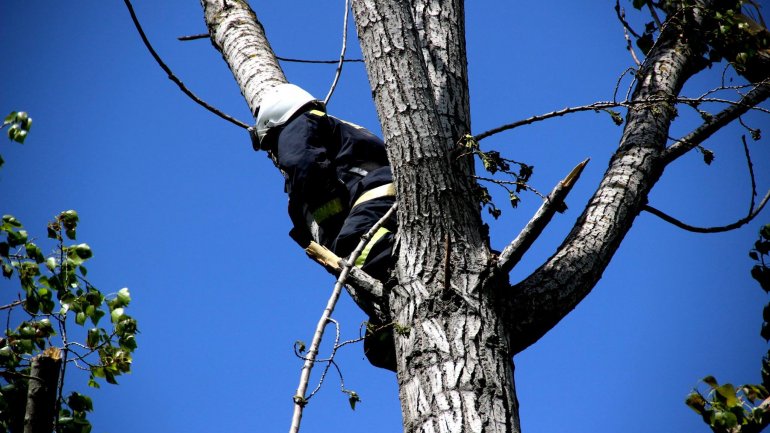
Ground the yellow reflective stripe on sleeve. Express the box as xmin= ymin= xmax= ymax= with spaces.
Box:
xmin=307 ymin=109 xmax=326 ymax=117
xmin=352 ymin=183 xmax=396 ymax=208
xmin=355 ymin=227 xmax=391 ymax=267
xmin=312 ymin=198 xmax=344 ymax=223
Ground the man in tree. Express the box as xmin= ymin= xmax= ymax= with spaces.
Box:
xmin=250 ymin=83 xmax=398 ymax=370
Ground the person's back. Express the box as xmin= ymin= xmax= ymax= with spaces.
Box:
xmin=251 ymin=84 xmax=397 ymax=370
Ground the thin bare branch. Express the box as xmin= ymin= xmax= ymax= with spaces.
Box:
xmin=615 ymin=0 xmax=641 ymax=38
xmin=643 ymin=190 xmax=769 ymax=233
xmin=497 ymin=159 xmax=589 ymax=274
xmin=323 ymin=0 xmax=352 ymax=105
xmin=474 ymin=102 xmax=624 ymax=141
xmin=615 ymin=1 xmax=642 ymax=66
xmin=662 ymin=82 xmax=770 ymax=163
xmin=290 ymin=203 xmax=397 ymax=433
xmin=177 ymin=33 xmax=209 ymax=41
xmin=275 ymin=56 xmax=364 ymax=64
xmin=123 ymin=0 xmax=250 ymax=129
xmin=743 ymin=135 xmax=758 ymax=214
xmin=0 ymin=300 xmax=22 ymax=311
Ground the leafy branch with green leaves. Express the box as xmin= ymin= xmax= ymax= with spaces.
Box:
xmin=685 ymin=223 xmax=770 ymax=433
xmin=0 ymin=112 xmax=138 ymax=433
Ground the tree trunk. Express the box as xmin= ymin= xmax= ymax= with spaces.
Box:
xmin=351 ymin=2 xmax=519 ymax=432
xmin=23 ymin=353 xmax=61 ymax=433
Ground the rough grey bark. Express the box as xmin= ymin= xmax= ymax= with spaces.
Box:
xmin=502 ymin=13 xmax=704 ymax=353
xmin=201 ymin=0 xmax=286 ymax=113
xmin=351 ymin=2 xmax=516 ymax=432
xmin=23 ymin=354 xmax=61 ymax=433
xmin=411 ymin=0 xmax=471 ymax=140
xmin=197 ymin=1 xmax=769 ymax=432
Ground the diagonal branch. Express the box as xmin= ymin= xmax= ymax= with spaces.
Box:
xmin=289 ymin=204 xmax=397 ymax=433
xmin=474 ymin=101 xmax=624 ymax=141
xmin=123 ymin=0 xmax=249 ymax=129
xmin=662 ymin=81 xmax=770 ymax=163
xmin=497 ymin=159 xmax=589 ymax=274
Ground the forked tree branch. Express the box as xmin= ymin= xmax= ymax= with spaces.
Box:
xmin=497 ymin=159 xmax=589 ymax=274
xmin=505 ymin=7 xmax=703 ymax=354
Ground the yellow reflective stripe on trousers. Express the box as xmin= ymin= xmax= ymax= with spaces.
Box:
xmin=355 ymin=227 xmax=391 ymax=267
xmin=352 ymin=183 xmax=395 ymax=208
xmin=312 ymin=198 xmax=343 ymax=223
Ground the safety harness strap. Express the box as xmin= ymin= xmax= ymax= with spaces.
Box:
xmin=353 ymin=183 xmax=395 ymax=208
xmin=355 ymin=227 xmax=391 ymax=267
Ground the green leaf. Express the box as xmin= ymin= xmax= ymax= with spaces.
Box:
xmin=295 ymin=340 xmax=306 ymax=354
xmin=752 ymin=266 xmax=770 ymax=293
xmin=73 ymin=244 xmax=92 ymax=260
xmin=90 ymin=309 xmax=105 ymax=326
xmin=76 ymin=312 xmax=86 ymax=326
xmin=67 ymin=392 xmax=94 ymax=412
xmin=714 ymin=383 xmax=740 ymax=408
xmin=25 ymin=242 xmax=44 ymax=263
xmin=605 ymin=109 xmax=624 ymax=126
xmin=703 ymin=375 xmax=719 ymax=388
xmin=110 ymin=307 xmax=125 ymax=323
xmin=636 ymin=33 xmax=654 ymax=55
xmin=342 ymin=389 xmax=360 ymax=410
xmin=7 ymin=230 xmax=28 ymax=247
xmin=762 ymin=224 xmax=770 ymax=241
xmin=632 ymin=0 xmax=646 ymax=9
xmin=711 ymin=410 xmax=739 ymax=429
xmin=116 ymin=288 xmax=131 ymax=306
xmin=45 ymin=256 xmax=56 ymax=271
xmin=2 ymin=215 xmax=22 ymax=228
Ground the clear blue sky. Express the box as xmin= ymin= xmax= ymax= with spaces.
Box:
xmin=1 ymin=2 xmax=768 ymax=433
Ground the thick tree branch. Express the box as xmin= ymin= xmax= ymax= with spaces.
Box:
xmin=497 ymin=159 xmax=589 ymax=274
xmin=505 ymin=8 xmax=703 ymax=355
xmin=200 ymin=0 xmax=286 ymax=114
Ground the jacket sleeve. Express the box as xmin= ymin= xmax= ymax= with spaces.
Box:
xmin=274 ymin=111 xmax=348 ymax=243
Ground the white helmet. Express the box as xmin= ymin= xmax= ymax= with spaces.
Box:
xmin=254 ymin=84 xmax=318 ymax=144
